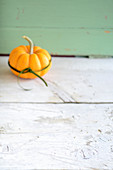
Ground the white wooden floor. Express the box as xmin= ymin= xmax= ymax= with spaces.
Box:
xmin=0 ymin=57 xmax=113 ymax=169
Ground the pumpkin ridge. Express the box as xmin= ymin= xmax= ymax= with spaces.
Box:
xmin=36 ymin=49 xmax=51 ymax=60
xmin=34 ymin=46 xmax=41 ymax=53
xmin=37 ymin=53 xmax=49 ymax=76
xmin=35 ymin=53 xmax=42 ymax=71
xmin=10 ymin=51 xmax=26 ymax=68
xmin=9 ymin=48 xmax=25 ymax=62
xmin=21 ymin=45 xmax=29 ymax=53
xmin=15 ymin=53 xmax=27 ymax=69
xmin=28 ymin=54 xmax=31 ymax=69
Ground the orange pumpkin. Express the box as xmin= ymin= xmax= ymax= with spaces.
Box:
xmin=8 ymin=36 xmax=52 ymax=86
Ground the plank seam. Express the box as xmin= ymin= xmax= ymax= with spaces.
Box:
xmin=0 ymin=102 xmax=113 ymax=104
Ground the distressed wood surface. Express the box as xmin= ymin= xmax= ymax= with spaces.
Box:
xmin=0 ymin=56 xmax=113 ymax=169
xmin=0 ymin=103 xmax=113 ymax=169
xmin=0 ymin=57 xmax=113 ymax=103
xmin=1 ymin=28 xmax=113 ymax=56
xmin=1 ymin=0 xmax=113 ymax=28
xmin=0 ymin=0 xmax=113 ymax=55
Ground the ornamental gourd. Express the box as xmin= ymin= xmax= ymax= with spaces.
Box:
xmin=8 ymin=36 xmax=52 ymax=86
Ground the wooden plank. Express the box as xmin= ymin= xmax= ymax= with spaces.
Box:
xmin=0 ymin=57 xmax=113 ymax=103
xmin=0 ymin=28 xmax=113 ymax=56
xmin=1 ymin=0 xmax=113 ymax=28
xmin=0 ymin=103 xmax=113 ymax=169
xmin=0 ymin=0 xmax=113 ymax=56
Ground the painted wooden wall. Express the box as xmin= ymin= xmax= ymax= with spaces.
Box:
xmin=0 ymin=0 xmax=113 ymax=56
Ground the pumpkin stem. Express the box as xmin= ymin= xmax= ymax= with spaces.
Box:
xmin=22 ymin=36 xmax=33 ymax=54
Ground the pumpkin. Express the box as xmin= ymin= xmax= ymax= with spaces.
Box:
xmin=8 ymin=36 xmax=52 ymax=86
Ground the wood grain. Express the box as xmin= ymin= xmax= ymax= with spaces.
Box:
xmin=0 ymin=28 xmax=113 ymax=56
xmin=0 ymin=0 xmax=113 ymax=55
xmin=0 ymin=103 xmax=113 ymax=169
xmin=0 ymin=57 xmax=113 ymax=103
xmin=0 ymin=56 xmax=113 ymax=169
xmin=1 ymin=0 xmax=113 ymax=28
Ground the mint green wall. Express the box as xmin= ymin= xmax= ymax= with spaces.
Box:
xmin=0 ymin=0 xmax=113 ymax=56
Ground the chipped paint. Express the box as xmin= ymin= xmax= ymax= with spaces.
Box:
xmin=34 ymin=116 xmax=75 ymax=124
xmin=16 ymin=8 xmax=20 ymax=20
xmin=104 ymin=31 xmax=111 ymax=33
xmin=65 ymin=48 xmax=71 ymax=51
xmin=22 ymin=8 xmax=24 ymax=14
xmin=105 ymin=16 xmax=108 ymax=20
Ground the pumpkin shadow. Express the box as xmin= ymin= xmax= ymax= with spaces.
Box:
xmin=2 ymin=66 xmax=40 ymax=89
